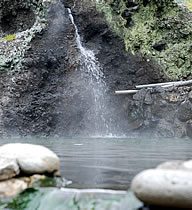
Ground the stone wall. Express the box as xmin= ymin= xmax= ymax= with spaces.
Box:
xmin=124 ymin=86 xmax=192 ymax=138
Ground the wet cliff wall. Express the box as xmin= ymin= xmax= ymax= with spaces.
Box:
xmin=0 ymin=0 xmax=191 ymax=137
xmin=61 ymin=0 xmax=192 ymax=138
xmin=91 ymin=0 xmax=192 ymax=138
xmin=0 ymin=0 xmax=78 ymax=135
xmin=0 ymin=0 xmax=167 ymax=136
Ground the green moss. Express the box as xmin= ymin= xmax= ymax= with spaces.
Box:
xmin=0 ymin=34 xmax=16 ymax=42
xmin=0 ymin=0 xmax=49 ymax=72
xmin=96 ymin=0 xmax=192 ymax=80
xmin=176 ymin=0 xmax=192 ymax=10
xmin=6 ymin=188 xmax=40 ymax=210
xmin=187 ymin=0 xmax=192 ymax=10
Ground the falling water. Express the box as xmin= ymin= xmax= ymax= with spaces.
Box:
xmin=67 ymin=8 xmax=111 ymax=137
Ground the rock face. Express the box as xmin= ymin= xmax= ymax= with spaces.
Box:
xmin=0 ymin=0 xmax=191 ymax=137
xmin=0 ymin=0 xmax=167 ymax=137
xmin=0 ymin=157 xmax=20 ymax=181
xmin=124 ymin=86 xmax=192 ymax=137
xmin=0 ymin=143 xmax=60 ymax=174
xmin=0 ymin=0 xmax=76 ymax=136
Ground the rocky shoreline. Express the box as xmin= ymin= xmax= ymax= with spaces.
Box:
xmin=0 ymin=142 xmax=191 ymax=209
xmin=0 ymin=143 xmax=141 ymax=209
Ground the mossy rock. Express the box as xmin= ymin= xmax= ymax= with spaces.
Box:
xmin=95 ymin=0 xmax=192 ymax=80
xmin=0 ymin=0 xmax=49 ymax=72
xmin=0 ymin=34 xmax=16 ymax=42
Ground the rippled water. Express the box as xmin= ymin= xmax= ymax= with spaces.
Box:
xmin=1 ymin=136 xmax=192 ymax=190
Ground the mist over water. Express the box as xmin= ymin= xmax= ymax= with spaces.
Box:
xmin=1 ymin=136 xmax=192 ymax=189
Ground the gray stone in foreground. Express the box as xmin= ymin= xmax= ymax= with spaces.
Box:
xmin=0 ymin=157 xmax=20 ymax=181
xmin=0 ymin=143 xmax=60 ymax=174
xmin=157 ymin=160 xmax=192 ymax=170
xmin=131 ymin=169 xmax=192 ymax=208
xmin=157 ymin=160 xmax=184 ymax=170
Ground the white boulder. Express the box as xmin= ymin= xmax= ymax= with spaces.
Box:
xmin=157 ymin=160 xmax=192 ymax=170
xmin=131 ymin=169 xmax=192 ymax=208
xmin=183 ymin=160 xmax=192 ymax=169
xmin=0 ymin=143 xmax=60 ymax=174
xmin=0 ymin=157 xmax=20 ymax=180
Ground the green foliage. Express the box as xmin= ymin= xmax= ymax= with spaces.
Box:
xmin=0 ymin=0 xmax=49 ymax=72
xmin=6 ymin=188 xmax=39 ymax=210
xmin=96 ymin=0 xmax=192 ymax=80
xmin=0 ymin=34 xmax=16 ymax=42
xmin=186 ymin=0 xmax=192 ymax=10
xmin=176 ymin=0 xmax=192 ymax=10
xmin=96 ymin=0 xmax=126 ymax=39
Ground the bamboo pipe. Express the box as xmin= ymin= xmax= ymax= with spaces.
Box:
xmin=136 ymin=80 xmax=192 ymax=89
xmin=114 ymin=90 xmax=138 ymax=94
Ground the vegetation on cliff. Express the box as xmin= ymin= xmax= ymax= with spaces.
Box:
xmin=0 ymin=34 xmax=16 ymax=42
xmin=95 ymin=0 xmax=192 ymax=80
xmin=0 ymin=0 xmax=49 ymax=72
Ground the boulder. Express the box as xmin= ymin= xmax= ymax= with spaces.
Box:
xmin=131 ymin=169 xmax=192 ymax=208
xmin=0 ymin=143 xmax=60 ymax=174
xmin=0 ymin=157 xmax=20 ymax=181
xmin=0 ymin=175 xmax=47 ymax=198
xmin=0 ymin=178 xmax=28 ymax=198
xmin=157 ymin=160 xmax=192 ymax=170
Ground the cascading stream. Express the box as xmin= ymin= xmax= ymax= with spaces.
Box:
xmin=67 ymin=8 xmax=112 ymax=137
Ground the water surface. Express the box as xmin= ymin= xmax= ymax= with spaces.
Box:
xmin=1 ymin=137 xmax=192 ymax=190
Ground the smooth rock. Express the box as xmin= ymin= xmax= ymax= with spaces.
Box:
xmin=157 ymin=160 xmax=192 ymax=170
xmin=0 ymin=178 xmax=28 ymax=198
xmin=157 ymin=160 xmax=187 ymax=170
xmin=0 ymin=143 xmax=60 ymax=174
xmin=131 ymin=169 xmax=192 ymax=208
xmin=0 ymin=157 xmax=20 ymax=181
xmin=183 ymin=160 xmax=192 ymax=169
xmin=0 ymin=174 xmax=47 ymax=198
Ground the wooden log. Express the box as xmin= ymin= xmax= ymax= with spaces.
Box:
xmin=136 ymin=80 xmax=192 ymax=89
xmin=115 ymin=90 xmax=138 ymax=95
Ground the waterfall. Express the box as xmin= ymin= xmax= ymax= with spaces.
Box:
xmin=67 ymin=8 xmax=111 ymax=137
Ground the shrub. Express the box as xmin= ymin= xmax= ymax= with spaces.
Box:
xmin=186 ymin=0 xmax=192 ymax=10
